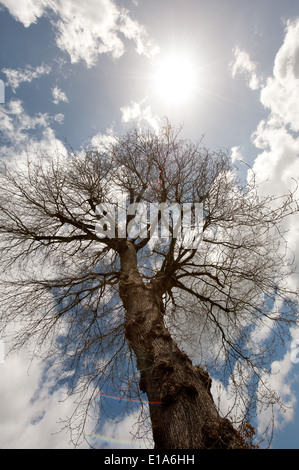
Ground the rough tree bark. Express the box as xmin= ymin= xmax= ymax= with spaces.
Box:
xmin=119 ymin=240 xmax=248 ymax=449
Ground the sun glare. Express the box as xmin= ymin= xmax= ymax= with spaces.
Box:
xmin=154 ymin=55 xmax=197 ymax=105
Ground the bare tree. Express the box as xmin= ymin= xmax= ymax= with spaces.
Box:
xmin=0 ymin=122 xmax=298 ymax=448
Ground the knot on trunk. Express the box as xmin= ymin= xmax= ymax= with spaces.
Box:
xmin=148 ymin=357 xmax=208 ymax=405
xmin=202 ymin=417 xmax=250 ymax=449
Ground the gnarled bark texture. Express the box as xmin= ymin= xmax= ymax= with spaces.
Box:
xmin=119 ymin=241 xmax=248 ymax=449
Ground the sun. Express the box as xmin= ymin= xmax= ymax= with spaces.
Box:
xmin=154 ymin=54 xmax=197 ymax=105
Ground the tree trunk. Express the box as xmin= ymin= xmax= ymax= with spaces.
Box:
xmin=119 ymin=241 xmax=248 ymax=449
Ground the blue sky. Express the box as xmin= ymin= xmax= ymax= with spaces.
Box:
xmin=0 ymin=0 xmax=299 ymax=449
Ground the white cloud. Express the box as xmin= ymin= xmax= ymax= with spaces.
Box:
xmin=121 ymin=100 xmax=160 ymax=132
xmin=2 ymin=63 xmax=51 ymax=92
xmin=0 ymin=0 xmax=159 ymax=68
xmin=0 ymin=351 xmax=70 ymax=448
xmin=233 ymin=19 xmax=299 ymax=267
xmin=0 ymin=98 xmax=67 ymax=164
xmin=249 ymin=18 xmax=299 ymax=438
xmin=251 ymin=120 xmax=299 ymax=192
xmin=230 ymin=18 xmax=299 ymax=441
xmin=211 ymin=371 xmax=249 ymax=426
xmin=53 ymin=0 xmax=159 ymax=66
xmin=53 ymin=112 xmax=64 ymax=124
xmin=6 ymin=99 xmax=23 ymax=115
xmin=0 ymin=0 xmax=48 ymax=27
xmin=52 ymin=0 xmax=124 ymax=65
xmin=52 ymin=85 xmax=68 ymax=105
xmin=0 ymin=335 xmax=98 ymax=448
xmin=96 ymin=410 xmax=153 ymax=449
xmin=249 ymin=19 xmax=299 ymax=264
xmin=118 ymin=9 xmax=159 ymax=58
xmin=231 ymin=46 xmax=263 ymax=90
xmin=121 ymin=101 xmax=143 ymax=122
xmin=256 ymin=346 xmax=298 ymax=436
xmin=230 ymin=145 xmax=243 ymax=163
xmin=260 ymin=19 xmax=299 ymax=132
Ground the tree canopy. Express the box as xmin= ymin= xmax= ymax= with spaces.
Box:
xmin=0 ymin=122 xmax=298 ymax=447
